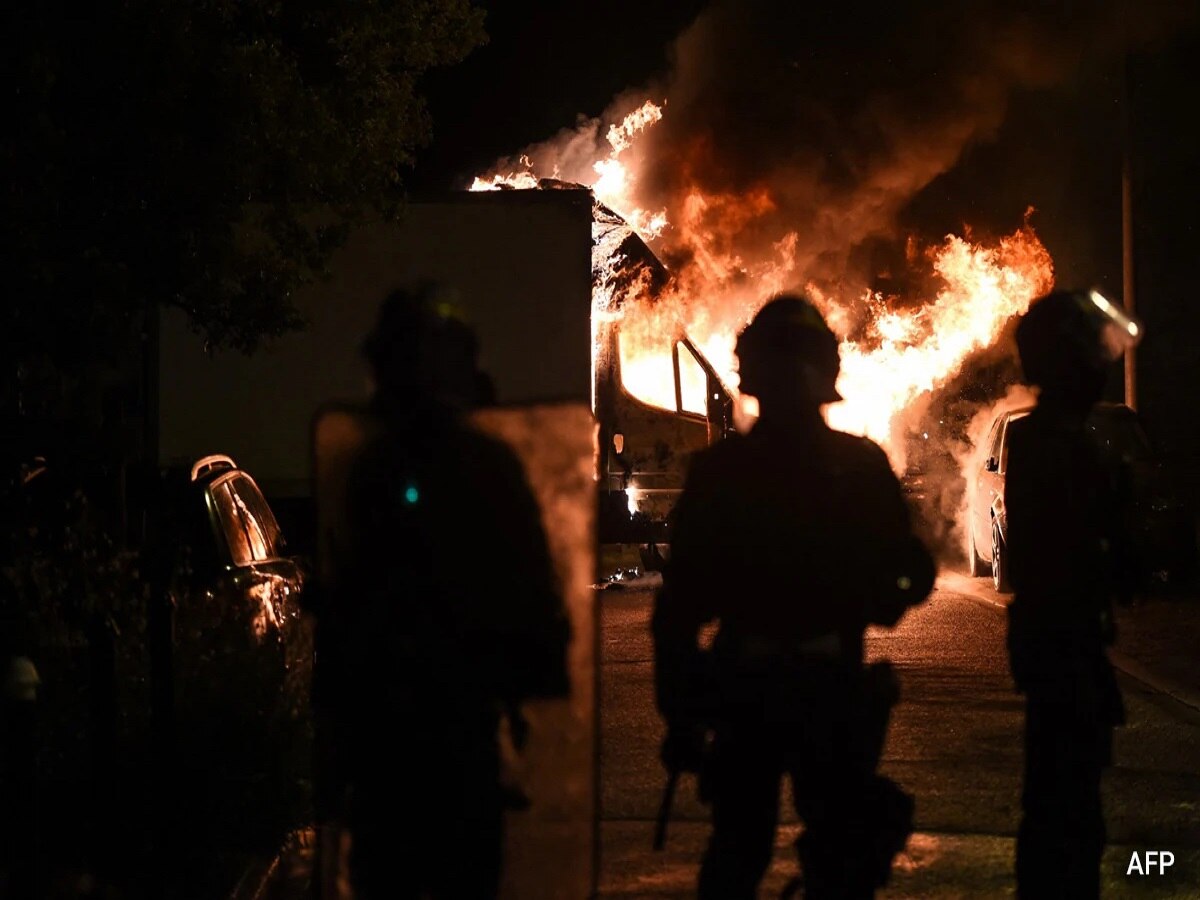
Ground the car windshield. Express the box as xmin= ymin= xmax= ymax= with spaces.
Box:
xmin=1086 ymin=410 xmax=1153 ymax=462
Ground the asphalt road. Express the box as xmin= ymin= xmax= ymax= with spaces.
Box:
xmin=599 ymin=573 xmax=1200 ymax=898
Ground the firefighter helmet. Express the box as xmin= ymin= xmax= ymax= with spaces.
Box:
xmin=735 ymin=294 xmax=842 ymax=404
xmin=1016 ymin=288 xmax=1142 ymax=397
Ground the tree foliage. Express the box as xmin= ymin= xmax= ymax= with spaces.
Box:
xmin=4 ymin=0 xmax=486 ymax=372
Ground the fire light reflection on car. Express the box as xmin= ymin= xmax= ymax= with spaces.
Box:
xmin=247 ymin=578 xmax=287 ymax=641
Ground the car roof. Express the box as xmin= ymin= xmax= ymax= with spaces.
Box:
xmin=1002 ymin=406 xmax=1033 ymax=420
xmin=1091 ymin=402 xmax=1137 ymax=416
xmin=158 ymin=454 xmax=244 ymax=496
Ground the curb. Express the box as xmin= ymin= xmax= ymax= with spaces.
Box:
xmin=1107 ymin=648 xmax=1200 ymax=714
xmin=938 ymin=572 xmax=1200 ymax=715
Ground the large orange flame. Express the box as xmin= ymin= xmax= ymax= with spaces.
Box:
xmin=823 ymin=221 xmax=1053 ymax=451
xmin=471 ymin=100 xmax=1054 ymax=468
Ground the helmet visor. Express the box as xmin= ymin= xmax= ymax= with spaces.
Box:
xmin=1088 ymin=288 xmax=1143 ymax=361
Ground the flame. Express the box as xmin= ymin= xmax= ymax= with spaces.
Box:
xmin=471 ymin=99 xmax=1055 ymax=468
xmin=824 ymin=221 xmax=1054 ymax=449
xmin=471 ymin=100 xmax=669 ymax=240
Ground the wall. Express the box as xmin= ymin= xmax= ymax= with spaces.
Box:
xmin=158 ymin=190 xmax=594 ymax=497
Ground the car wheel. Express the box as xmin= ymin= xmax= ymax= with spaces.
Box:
xmin=968 ymin=522 xmax=990 ymax=578
xmin=991 ymin=521 xmax=1012 ymax=594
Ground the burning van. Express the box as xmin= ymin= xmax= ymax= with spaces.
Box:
xmin=589 ymin=197 xmax=737 ymax=538
xmin=469 ymin=98 xmax=1071 ymax=567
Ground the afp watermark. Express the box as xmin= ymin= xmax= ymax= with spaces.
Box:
xmin=1127 ymin=850 xmax=1175 ymax=876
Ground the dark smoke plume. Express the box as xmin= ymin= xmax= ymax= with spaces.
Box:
xmin=639 ymin=0 xmax=1191 ymax=295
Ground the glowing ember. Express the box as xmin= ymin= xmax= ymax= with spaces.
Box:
xmin=471 ymin=99 xmax=1055 ymax=468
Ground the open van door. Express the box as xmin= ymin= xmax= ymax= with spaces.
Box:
xmin=596 ymin=322 xmax=734 ymax=541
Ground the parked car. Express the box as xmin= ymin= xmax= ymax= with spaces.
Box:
xmin=161 ymin=453 xmax=306 ymax=644
xmin=157 ymin=454 xmax=311 ymax=834
xmin=968 ymin=403 xmax=1197 ymax=593
xmin=1 ymin=450 xmax=311 ymax=893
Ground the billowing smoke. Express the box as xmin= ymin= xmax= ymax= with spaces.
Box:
xmin=475 ymin=0 xmax=1189 ymax=564
xmin=652 ymin=1 xmax=1196 ymax=300
xmin=491 ymin=1 xmax=1182 ymax=307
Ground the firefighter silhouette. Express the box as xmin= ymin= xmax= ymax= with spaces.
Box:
xmin=1006 ymin=289 xmax=1141 ymax=898
xmin=652 ymin=294 xmax=934 ymax=899
xmin=320 ymin=284 xmax=569 ymax=899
